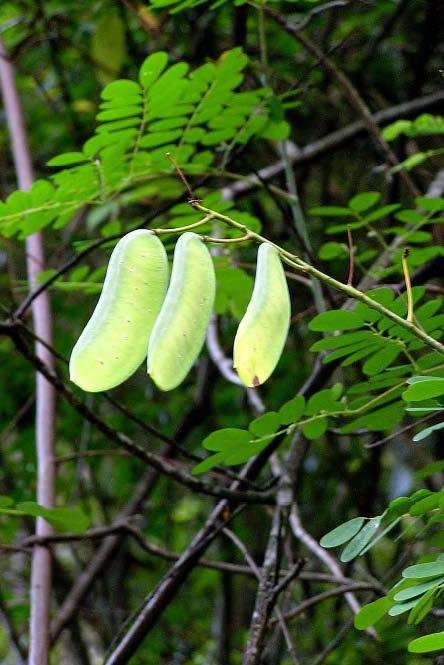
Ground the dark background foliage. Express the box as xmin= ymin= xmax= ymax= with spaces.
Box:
xmin=0 ymin=0 xmax=444 ymax=663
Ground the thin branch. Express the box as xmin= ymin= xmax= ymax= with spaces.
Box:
xmin=402 ymin=248 xmax=414 ymax=323
xmin=273 ymin=609 xmax=301 ymax=665
xmin=22 ymin=521 xmax=132 ymax=547
xmin=0 ymin=394 xmax=34 ymax=443
xmin=310 ymin=618 xmax=354 ymax=665
xmin=269 ymin=583 xmax=379 ymax=625
xmin=55 ymin=449 xmax=131 ymax=464
xmin=224 ymin=527 xmax=302 ymax=665
xmin=365 ymin=413 xmax=437 ymax=449
xmin=222 ymin=528 xmax=263 ymax=579
xmin=270 ymin=560 xmax=306 ymax=605
xmin=286 ymin=0 xmax=352 ymax=33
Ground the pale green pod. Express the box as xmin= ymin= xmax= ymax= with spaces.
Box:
xmin=233 ymin=243 xmax=290 ymax=387
xmin=70 ymin=230 xmax=169 ymax=392
xmin=148 ymin=232 xmax=216 ymax=391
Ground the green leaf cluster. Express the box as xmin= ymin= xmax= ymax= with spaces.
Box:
xmin=0 ymin=49 xmax=287 ymax=239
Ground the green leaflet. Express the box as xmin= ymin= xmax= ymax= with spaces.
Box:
xmin=394 ymin=576 xmax=444 ymax=602
xmin=403 ymin=377 xmax=444 ymax=401
xmin=383 ymin=114 xmax=444 ymax=141
xmin=409 ymin=631 xmax=444 ymax=653
xmin=320 ymin=517 xmax=365 ymax=548
xmin=308 ymin=310 xmax=364 ymax=332
xmin=340 ymin=517 xmax=381 ymax=562
xmin=402 ymin=560 xmax=444 ymax=579
xmin=192 ymin=427 xmax=270 ymax=475
xmin=354 ymin=597 xmax=393 ymax=630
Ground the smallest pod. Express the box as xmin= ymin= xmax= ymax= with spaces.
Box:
xmin=233 ymin=243 xmax=291 ymax=387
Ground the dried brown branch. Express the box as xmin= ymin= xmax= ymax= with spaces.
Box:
xmin=243 ymin=507 xmax=287 ymax=665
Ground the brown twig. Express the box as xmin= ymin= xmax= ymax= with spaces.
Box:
xmin=243 ymin=506 xmax=286 ymax=665
xmin=166 ymin=151 xmax=201 ymax=205
xmin=365 ymin=413 xmax=437 ymax=449
xmin=269 ymin=583 xmax=379 ymax=625
xmin=55 ymin=449 xmax=131 ymax=464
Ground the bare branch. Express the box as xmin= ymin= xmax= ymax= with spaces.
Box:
xmin=243 ymin=507 xmax=286 ymax=665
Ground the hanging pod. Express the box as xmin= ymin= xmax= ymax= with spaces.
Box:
xmin=233 ymin=243 xmax=290 ymax=387
xmin=70 ymin=230 xmax=169 ymax=392
xmin=148 ymin=232 xmax=216 ymax=391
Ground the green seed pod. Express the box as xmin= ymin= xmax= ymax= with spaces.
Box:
xmin=233 ymin=243 xmax=290 ymax=387
xmin=148 ymin=232 xmax=216 ymax=391
xmin=70 ymin=230 xmax=169 ymax=392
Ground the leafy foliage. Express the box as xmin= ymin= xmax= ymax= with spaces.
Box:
xmin=325 ymin=483 xmax=444 ymax=652
xmin=310 ymin=194 xmax=444 ymax=276
xmin=0 ymin=48 xmax=287 ymax=239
